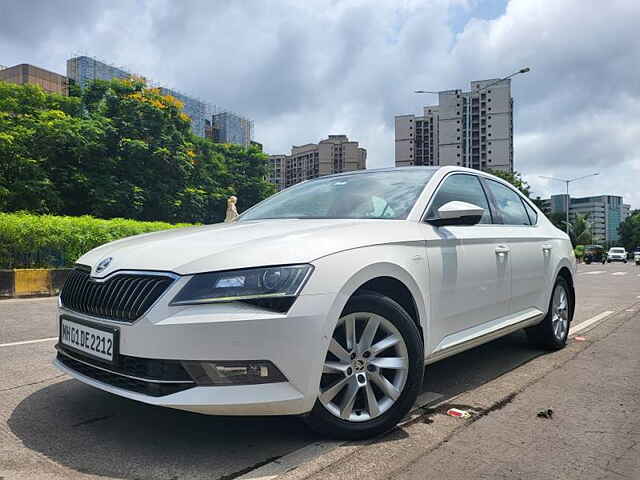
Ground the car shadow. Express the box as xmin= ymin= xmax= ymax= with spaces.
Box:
xmin=420 ymin=330 xmax=543 ymax=407
xmin=8 ymin=380 xmax=317 ymax=480
xmin=8 ymin=330 xmax=542 ymax=479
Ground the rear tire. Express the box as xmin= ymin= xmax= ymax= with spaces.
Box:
xmin=526 ymin=276 xmax=573 ymax=351
xmin=304 ymin=292 xmax=424 ymax=440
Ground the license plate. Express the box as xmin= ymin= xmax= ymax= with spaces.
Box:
xmin=60 ymin=318 xmax=117 ymax=363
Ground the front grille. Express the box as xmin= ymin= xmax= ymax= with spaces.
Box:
xmin=60 ymin=267 xmax=175 ymax=322
xmin=56 ymin=346 xmax=195 ymax=397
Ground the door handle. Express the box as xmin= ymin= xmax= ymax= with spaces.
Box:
xmin=495 ymin=245 xmax=510 ymax=255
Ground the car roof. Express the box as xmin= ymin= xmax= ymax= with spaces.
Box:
xmin=318 ymin=166 xmax=438 ymax=180
xmin=314 ymin=165 xmax=491 ymax=181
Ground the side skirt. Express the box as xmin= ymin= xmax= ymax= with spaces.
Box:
xmin=425 ymin=308 xmax=544 ymax=365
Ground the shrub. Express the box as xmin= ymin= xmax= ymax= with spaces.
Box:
xmin=0 ymin=212 xmax=192 ymax=269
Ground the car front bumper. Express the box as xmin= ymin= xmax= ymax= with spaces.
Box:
xmin=53 ymin=288 xmax=337 ymax=416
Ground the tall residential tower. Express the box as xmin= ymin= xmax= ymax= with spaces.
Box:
xmin=396 ymin=78 xmax=514 ymax=172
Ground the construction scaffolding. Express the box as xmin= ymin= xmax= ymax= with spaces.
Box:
xmin=65 ymin=53 xmax=254 ymax=143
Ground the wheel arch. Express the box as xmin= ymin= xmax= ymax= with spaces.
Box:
xmin=352 ymin=276 xmax=422 ymax=341
xmin=326 ymin=262 xmax=428 ymax=347
xmin=556 ymin=265 xmax=575 ymax=318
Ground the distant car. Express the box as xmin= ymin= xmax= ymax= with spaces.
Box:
xmin=607 ymin=247 xmax=627 ymax=263
xmin=634 ymin=248 xmax=640 ymax=265
xmin=54 ymin=166 xmax=576 ymax=439
xmin=583 ymin=245 xmax=606 ymax=264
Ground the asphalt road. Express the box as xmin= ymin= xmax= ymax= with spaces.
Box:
xmin=1 ymin=261 xmax=639 ymax=479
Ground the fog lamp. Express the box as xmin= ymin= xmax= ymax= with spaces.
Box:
xmin=182 ymin=360 xmax=286 ymax=386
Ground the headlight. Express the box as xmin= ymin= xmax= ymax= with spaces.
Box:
xmin=170 ymin=264 xmax=313 ymax=306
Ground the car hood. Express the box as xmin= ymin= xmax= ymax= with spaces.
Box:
xmin=77 ymin=219 xmax=424 ymax=277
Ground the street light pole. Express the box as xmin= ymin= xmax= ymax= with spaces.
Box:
xmin=415 ymin=67 xmax=531 ymax=94
xmin=539 ymin=173 xmax=600 ymax=235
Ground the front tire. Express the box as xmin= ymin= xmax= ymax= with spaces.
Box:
xmin=304 ymin=292 xmax=424 ymax=439
xmin=526 ymin=276 xmax=573 ymax=350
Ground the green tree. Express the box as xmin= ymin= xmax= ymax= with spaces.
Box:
xmin=486 ymin=169 xmax=531 ymax=197
xmin=0 ymin=79 xmax=275 ymax=223
xmin=569 ymin=213 xmax=592 ymax=247
xmin=0 ymin=82 xmax=83 ymax=213
xmin=618 ymin=210 xmax=640 ymax=252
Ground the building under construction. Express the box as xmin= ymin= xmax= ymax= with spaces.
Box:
xmin=205 ymin=111 xmax=254 ymax=147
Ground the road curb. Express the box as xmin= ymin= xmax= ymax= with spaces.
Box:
xmin=273 ymin=304 xmax=639 ymax=480
xmin=0 ymin=268 xmax=70 ymax=299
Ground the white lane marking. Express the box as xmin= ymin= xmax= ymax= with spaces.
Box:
xmin=611 ymin=272 xmax=628 ymax=276
xmin=0 ymin=296 xmax=58 ymax=304
xmin=0 ymin=337 xmax=57 ymax=348
xmin=569 ymin=311 xmax=614 ymax=336
xmin=579 ymin=270 xmax=605 ymax=275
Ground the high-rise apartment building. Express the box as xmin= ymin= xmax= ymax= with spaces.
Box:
xmin=542 ymin=194 xmax=629 ymax=244
xmin=269 ymin=135 xmax=367 ymax=190
xmin=0 ymin=63 xmax=69 ymax=95
xmin=396 ymin=78 xmax=514 ymax=172
xmin=268 ymin=154 xmax=287 ymax=191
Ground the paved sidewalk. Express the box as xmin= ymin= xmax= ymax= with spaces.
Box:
xmin=392 ymin=314 xmax=640 ymax=479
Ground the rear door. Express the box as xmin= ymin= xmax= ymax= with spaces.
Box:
xmin=481 ymin=178 xmax=550 ymax=315
xmin=421 ymin=173 xmax=510 ymax=352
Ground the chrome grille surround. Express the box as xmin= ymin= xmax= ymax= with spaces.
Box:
xmin=60 ymin=266 xmax=176 ymax=323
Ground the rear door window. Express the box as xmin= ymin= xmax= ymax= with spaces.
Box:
xmin=522 ymin=199 xmax=538 ymax=225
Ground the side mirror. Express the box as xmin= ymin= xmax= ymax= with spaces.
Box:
xmin=427 ymin=201 xmax=485 ymax=227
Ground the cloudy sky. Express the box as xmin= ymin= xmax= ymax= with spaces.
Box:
xmin=2 ymin=0 xmax=639 ymax=207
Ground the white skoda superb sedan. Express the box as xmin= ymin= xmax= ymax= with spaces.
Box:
xmin=55 ymin=166 xmax=575 ymax=439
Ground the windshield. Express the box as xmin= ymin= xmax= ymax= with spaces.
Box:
xmin=239 ymin=169 xmax=436 ymax=221
xmin=610 ymin=248 xmax=625 ymax=253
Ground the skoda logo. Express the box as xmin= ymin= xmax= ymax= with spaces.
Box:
xmin=95 ymin=257 xmax=113 ymax=274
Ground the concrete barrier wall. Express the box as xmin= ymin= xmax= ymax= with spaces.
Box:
xmin=0 ymin=269 xmax=71 ymax=298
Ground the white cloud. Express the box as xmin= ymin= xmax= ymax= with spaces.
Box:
xmin=1 ymin=0 xmax=639 ymax=207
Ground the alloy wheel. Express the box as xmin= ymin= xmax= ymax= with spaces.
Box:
xmin=551 ymin=284 xmax=569 ymax=340
xmin=319 ymin=312 xmax=409 ymax=422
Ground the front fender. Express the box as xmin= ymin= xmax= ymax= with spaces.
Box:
xmin=305 ymin=243 xmax=430 ymax=360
